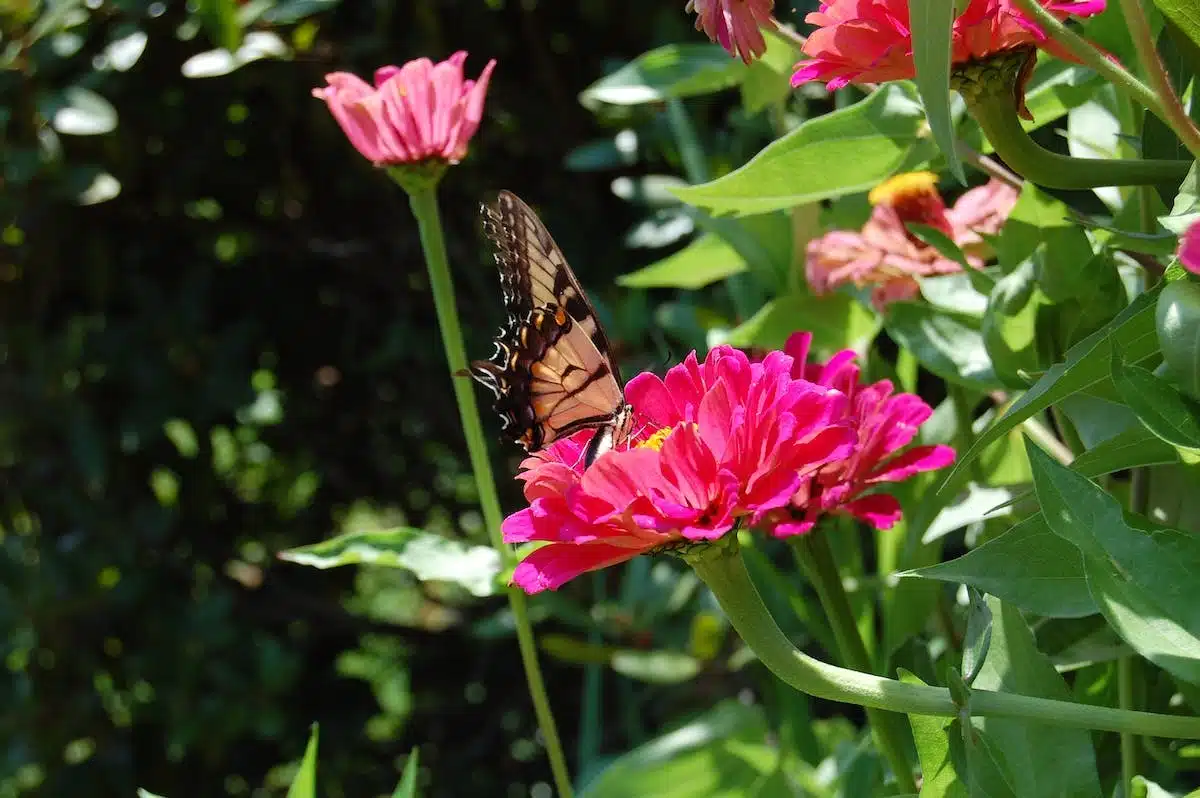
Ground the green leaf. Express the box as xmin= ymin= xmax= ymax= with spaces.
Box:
xmin=392 ymin=747 xmax=419 ymax=798
xmin=983 ymin=259 xmax=1046 ymax=389
xmin=137 ymin=791 xmax=168 ymax=798
xmin=1112 ymin=346 xmax=1200 ymax=457
xmin=578 ymin=701 xmax=788 ymax=798
xmin=617 ymin=234 xmax=747 ymax=289
xmin=687 ymin=209 xmax=793 ymax=292
xmin=961 ymin=589 xmax=994 ymax=685
xmin=580 ymin=44 xmax=744 ymax=109
xmin=278 ymin=529 xmax=501 ymax=597
xmin=945 ymin=282 xmax=1161 ymax=482
xmin=740 ymin=30 xmax=798 ymax=114
xmin=1027 ymin=441 xmax=1200 ymax=684
xmin=899 ymin=670 xmax=969 ymax=797
xmin=903 ymin=514 xmax=1098 ymax=618
xmin=1151 ymin=0 xmax=1200 ymax=55
xmin=962 ymin=722 xmax=1019 ymax=798
xmin=196 ymin=0 xmax=242 ymax=51
xmin=610 ymin=650 xmax=702 ymax=684
xmin=908 ymin=222 xmax=972 ymax=270
xmin=723 ymin=291 xmax=880 ymax=357
xmin=910 ymin=0 xmax=964 ymax=183
xmin=1068 ymin=423 xmax=1179 ymax=478
xmin=286 ymin=724 xmax=318 ymax=798
xmin=671 ymin=83 xmax=929 ymax=215
xmin=1020 ymin=61 xmax=1106 ymax=133
xmin=921 ymin=272 xmax=991 ymax=317
xmin=971 ymin=596 xmax=1103 ymax=797
xmin=1157 ymin=279 xmax=1200 ymax=399
xmin=884 ymin=302 xmax=1000 ymax=390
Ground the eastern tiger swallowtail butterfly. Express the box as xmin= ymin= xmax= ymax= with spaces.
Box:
xmin=468 ymin=190 xmax=633 ymax=467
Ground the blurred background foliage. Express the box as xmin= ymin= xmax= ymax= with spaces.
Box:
xmin=0 ymin=1 xmax=828 ymax=796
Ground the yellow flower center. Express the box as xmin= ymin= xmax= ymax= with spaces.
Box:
xmin=868 ymin=171 xmax=940 ymax=206
xmin=638 ymin=426 xmax=675 ymax=451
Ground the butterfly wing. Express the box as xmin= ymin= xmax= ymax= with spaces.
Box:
xmin=481 ymin=190 xmax=621 ymax=383
xmin=470 ymin=306 xmax=625 ymax=451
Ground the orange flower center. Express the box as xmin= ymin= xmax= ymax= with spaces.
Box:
xmin=869 ymin=171 xmax=952 ymax=236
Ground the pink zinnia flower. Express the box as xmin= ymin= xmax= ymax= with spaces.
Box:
xmin=806 ymin=172 xmax=1018 ymax=309
xmin=1179 ymin=220 xmax=1200 ymax=275
xmin=313 ymin=51 xmax=495 ymax=166
xmin=504 ymin=344 xmax=856 ymax=593
xmin=686 ymin=0 xmax=776 ymax=63
xmin=765 ymin=333 xmax=957 ymax=535
xmin=792 ymin=0 xmax=1105 ymax=99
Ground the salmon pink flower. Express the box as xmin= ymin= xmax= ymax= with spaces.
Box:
xmin=686 ymin=0 xmax=775 ymax=63
xmin=505 ymin=344 xmax=856 ymax=593
xmin=1179 ymin=220 xmax=1200 ymax=275
xmin=313 ymin=51 xmax=495 ymax=167
xmin=806 ymin=172 xmax=1018 ymax=309
xmin=792 ymin=0 xmax=1105 ymax=94
xmin=766 ymin=332 xmax=956 ymax=535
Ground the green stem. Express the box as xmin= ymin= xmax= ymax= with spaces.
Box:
xmin=1119 ymin=656 xmax=1138 ymax=797
xmin=1119 ymin=0 xmax=1200 ymax=161
xmin=949 ymin=385 xmax=982 ymax=483
xmin=1008 ymin=0 xmax=1169 ymax=127
xmin=897 ymin=347 xmax=918 ymax=394
xmin=684 ymin=541 xmax=1200 ymax=739
xmin=966 ymin=91 xmax=1190 ymax=189
xmin=793 ymin=531 xmax=918 ymax=793
xmin=406 ymin=185 xmax=574 ymax=798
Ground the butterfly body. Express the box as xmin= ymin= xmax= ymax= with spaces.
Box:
xmin=469 ymin=191 xmax=631 ymax=466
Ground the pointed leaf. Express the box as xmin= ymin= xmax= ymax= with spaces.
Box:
xmin=899 ymin=670 xmax=969 ymax=797
xmin=1112 ymin=346 xmax=1200 ymax=456
xmin=885 ymin=302 xmax=1000 ymax=389
xmin=910 ymin=0 xmax=964 ymax=183
xmin=617 ymin=234 xmax=746 ymax=289
xmin=286 ymin=724 xmax=319 ymax=798
xmin=1068 ymin=423 xmax=1179 ymax=478
xmin=393 ymin=747 xmax=420 ymax=798
xmin=580 ymin=44 xmax=744 ymax=109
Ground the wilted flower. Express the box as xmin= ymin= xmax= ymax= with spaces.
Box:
xmin=764 ymin=333 xmax=956 ymax=535
xmin=505 ymin=344 xmax=856 ymax=593
xmin=313 ymin=51 xmax=495 ymax=166
xmin=1179 ymin=220 xmax=1200 ymax=275
xmin=805 ymin=172 xmax=1018 ymax=309
xmin=792 ymin=0 xmax=1105 ymax=94
xmin=686 ymin=0 xmax=776 ymax=63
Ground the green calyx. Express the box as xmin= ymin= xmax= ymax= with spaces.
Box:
xmin=951 ymin=46 xmax=1036 ymax=116
xmin=387 ymin=160 xmax=448 ymax=194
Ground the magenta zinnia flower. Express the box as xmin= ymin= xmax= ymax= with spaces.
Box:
xmin=1179 ymin=220 xmax=1200 ymax=275
xmin=505 ymin=344 xmax=856 ymax=593
xmin=686 ymin=0 xmax=776 ymax=63
xmin=765 ymin=333 xmax=956 ymax=535
xmin=313 ymin=51 xmax=495 ymax=166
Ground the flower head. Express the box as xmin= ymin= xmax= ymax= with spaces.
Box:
xmin=765 ymin=333 xmax=957 ymax=535
xmin=313 ymin=51 xmax=495 ymax=167
xmin=505 ymin=344 xmax=856 ymax=593
xmin=791 ymin=0 xmax=1105 ymax=91
xmin=686 ymin=0 xmax=776 ymax=63
xmin=1179 ymin=220 xmax=1200 ymax=275
xmin=806 ymin=173 xmax=1018 ymax=309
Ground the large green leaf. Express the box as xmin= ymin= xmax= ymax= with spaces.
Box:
xmin=286 ymin=724 xmax=319 ymax=798
xmin=945 ymin=283 xmax=1161 ymax=481
xmin=1027 ymin=442 xmax=1200 ymax=684
xmin=885 ymin=302 xmax=1000 ymax=390
xmin=1067 ymin=423 xmax=1179 ymax=477
xmin=279 ymin=528 xmax=501 ymax=597
xmin=1151 ymin=0 xmax=1200 ymax=55
xmin=618 ymin=234 xmax=747 ymax=289
xmin=671 ymin=83 xmax=929 ymax=215
xmin=900 ymin=670 xmax=968 ymax=797
xmin=580 ymin=44 xmax=744 ymax=109
xmin=724 ymin=291 xmax=880 ymax=357
xmin=971 ymin=597 xmax=1103 ymax=797
xmin=1112 ymin=346 xmax=1200 ymax=457
xmin=911 ymin=0 xmax=964 ymax=183
xmin=903 ymin=514 xmax=1098 ymax=618
xmin=578 ymin=701 xmax=788 ymax=798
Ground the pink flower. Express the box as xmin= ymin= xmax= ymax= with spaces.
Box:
xmin=765 ymin=333 xmax=957 ymax=535
xmin=313 ymin=51 xmax=495 ymax=166
xmin=1179 ymin=220 xmax=1200 ymax=275
xmin=805 ymin=172 xmax=1018 ymax=310
xmin=505 ymin=345 xmax=856 ymax=593
xmin=686 ymin=0 xmax=776 ymax=63
xmin=792 ymin=0 xmax=1105 ymax=92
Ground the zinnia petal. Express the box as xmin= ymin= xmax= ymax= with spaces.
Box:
xmin=512 ymin=542 xmax=646 ymax=593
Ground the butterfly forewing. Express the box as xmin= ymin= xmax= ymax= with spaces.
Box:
xmin=470 ymin=190 xmax=630 ymax=462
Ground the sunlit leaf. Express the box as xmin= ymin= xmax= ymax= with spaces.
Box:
xmin=580 ymin=44 xmax=744 ymax=109
xmin=286 ymin=724 xmax=318 ymax=798
xmin=618 ymin=234 xmax=747 ymax=289
xmin=910 ymin=0 xmax=963 ymax=183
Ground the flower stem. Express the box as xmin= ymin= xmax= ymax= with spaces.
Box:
xmin=685 ymin=541 xmax=1200 ymax=739
xmin=406 ymin=185 xmax=574 ymax=798
xmin=1008 ymin=0 xmax=1168 ymax=127
xmin=966 ymin=91 xmax=1190 ymax=189
xmin=1118 ymin=0 xmax=1200 ymax=162
xmin=1119 ymin=656 xmax=1138 ymax=798
xmin=793 ymin=531 xmax=918 ymax=793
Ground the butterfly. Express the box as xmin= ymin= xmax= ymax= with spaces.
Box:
xmin=468 ymin=190 xmax=633 ymax=467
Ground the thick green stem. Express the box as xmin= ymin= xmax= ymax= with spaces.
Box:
xmin=685 ymin=541 xmax=1200 ymax=739
xmin=406 ymin=185 xmax=574 ymax=798
xmin=967 ymin=91 xmax=1190 ymax=189
xmin=793 ymin=531 xmax=918 ymax=793
xmin=1119 ymin=656 xmax=1138 ymax=797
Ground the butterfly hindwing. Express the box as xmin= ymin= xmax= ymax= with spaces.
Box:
xmin=471 ymin=190 xmax=631 ymax=461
